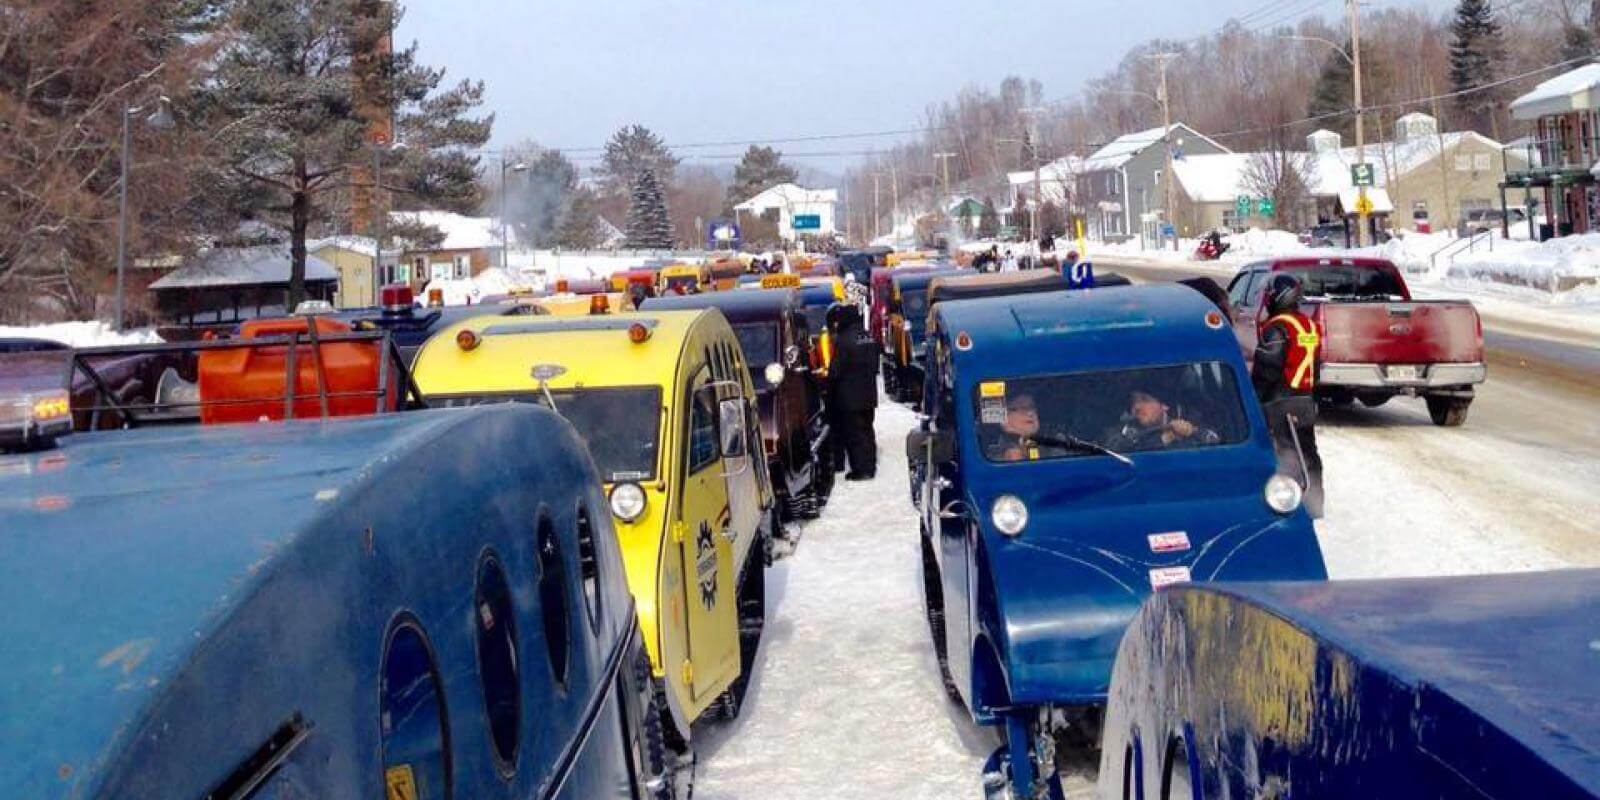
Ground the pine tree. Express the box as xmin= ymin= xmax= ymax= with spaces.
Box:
xmin=597 ymin=125 xmax=679 ymax=201
xmin=1449 ymin=0 xmax=1506 ymax=133
xmin=978 ymin=196 xmax=1000 ymax=239
xmin=725 ymin=145 xmax=799 ymax=212
xmin=1306 ymin=43 xmax=1357 ymax=140
xmin=624 ymin=169 xmax=673 ymax=249
xmin=556 ymin=187 xmax=604 ymax=250
xmin=203 ymin=0 xmax=490 ymax=308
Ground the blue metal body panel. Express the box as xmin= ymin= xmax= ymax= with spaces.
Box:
xmin=1101 ymin=570 xmax=1600 ymax=798
xmin=0 ymin=405 xmax=645 ymax=799
xmin=918 ymin=285 xmax=1327 ymax=718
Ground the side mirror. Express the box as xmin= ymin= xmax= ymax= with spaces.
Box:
xmin=905 ymin=427 xmax=955 ymax=465
xmin=718 ymin=397 xmax=747 ymax=459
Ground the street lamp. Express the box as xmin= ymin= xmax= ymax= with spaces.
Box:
xmin=499 ymin=157 xmax=528 ymax=270
xmin=114 ymin=94 xmax=174 ymax=332
xmin=1280 ymin=20 xmax=1369 ymax=246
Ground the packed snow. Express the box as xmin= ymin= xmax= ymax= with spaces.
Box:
xmin=0 ymin=321 xmax=161 ymax=347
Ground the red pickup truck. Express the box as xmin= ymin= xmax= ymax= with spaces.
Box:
xmin=1225 ymin=256 xmax=1486 ymax=426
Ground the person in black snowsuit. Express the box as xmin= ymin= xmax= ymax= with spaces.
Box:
xmin=1252 ymin=273 xmax=1325 ymax=517
xmin=826 ymin=303 xmax=879 ymax=480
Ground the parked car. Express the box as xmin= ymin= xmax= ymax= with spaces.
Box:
xmin=0 ymin=403 xmax=678 ymax=798
xmin=1300 ymin=221 xmax=1351 ymax=248
xmin=1460 ymin=205 xmax=1529 ymax=235
xmin=1101 ymin=568 xmax=1600 ymax=799
xmin=412 ymin=308 xmax=779 ymax=737
xmin=643 ymin=288 xmax=832 ymax=520
xmin=906 ymin=284 xmax=1328 ymax=798
xmin=1224 ymin=256 xmax=1486 ymax=425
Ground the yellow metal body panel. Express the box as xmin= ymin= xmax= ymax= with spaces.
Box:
xmin=410 ymin=309 xmax=767 ymax=724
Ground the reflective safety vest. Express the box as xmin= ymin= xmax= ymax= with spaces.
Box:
xmin=1265 ymin=312 xmax=1320 ymax=391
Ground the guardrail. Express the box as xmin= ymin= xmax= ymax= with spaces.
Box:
xmin=1428 ymin=229 xmax=1494 ymax=272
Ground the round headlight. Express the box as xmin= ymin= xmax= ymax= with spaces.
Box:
xmin=1264 ymin=474 xmax=1303 ymax=515
xmin=991 ymin=494 xmax=1028 ymax=537
xmin=609 ymin=482 xmax=647 ymax=522
xmin=764 ymin=362 xmax=785 ymax=386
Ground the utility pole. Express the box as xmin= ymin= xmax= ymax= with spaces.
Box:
xmin=872 ymin=172 xmax=882 ymax=239
xmin=1145 ymin=53 xmax=1179 ymax=251
xmin=890 ymin=160 xmax=901 ymax=241
xmin=1350 ymin=0 xmax=1369 ymax=247
xmin=934 ymin=152 xmax=957 ymax=202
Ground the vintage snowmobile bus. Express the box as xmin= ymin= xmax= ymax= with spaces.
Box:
xmin=0 ymin=389 xmax=676 ymax=796
xmin=411 ymin=310 xmax=779 ymax=743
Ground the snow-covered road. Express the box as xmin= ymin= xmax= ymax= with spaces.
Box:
xmin=695 ymin=380 xmax=1598 ymax=798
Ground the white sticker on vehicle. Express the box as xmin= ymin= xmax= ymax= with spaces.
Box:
xmin=1149 ymin=566 xmax=1192 ymax=589
xmin=1147 ymin=531 xmax=1191 ymax=553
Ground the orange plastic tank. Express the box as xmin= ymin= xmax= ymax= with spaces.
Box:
xmin=198 ymin=316 xmax=395 ymax=424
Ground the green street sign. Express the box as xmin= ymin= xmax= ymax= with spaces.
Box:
xmin=1351 ymin=163 xmax=1376 ymax=188
xmin=792 ymin=213 xmax=821 ymax=230
xmin=1257 ymin=197 xmax=1275 ymax=216
xmin=1235 ymin=195 xmax=1251 ymax=216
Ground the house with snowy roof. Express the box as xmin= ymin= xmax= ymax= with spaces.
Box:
xmin=1506 ymin=62 xmax=1600 ymax=237
xmin=1077 ymin=124 xmax=1230 ymax=242
xmin=733 ymin=183 xmax=838 ymax=241
xmin=148 ymin=244 xmax=338 ymax=328
xmin=389 ymin=210 xmax=515 ymax=295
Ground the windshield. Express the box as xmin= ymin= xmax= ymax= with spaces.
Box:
xmin=975 ymin=362 xmax=1249 ymax=463
xmin=434 ymin=386 xmax=662 ymax=481
xmin=665 ymin=275 xmax=698 ymax=293
xmin=900 ymin=289 xmax=928 ymax=323
xmin=733 ymin=323 xmax=779 ymax=366
xmin=801 ymin=306 xmax=827 ymax=338
xmin=1282 ymin=266 xmax=1405 ymax=299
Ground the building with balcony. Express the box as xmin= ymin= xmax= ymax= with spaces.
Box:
xmin=1505 ymin=63 xmax=1600 ymax=238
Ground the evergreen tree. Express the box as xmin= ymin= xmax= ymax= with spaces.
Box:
xmin=202 ymin=0 xmax=490 ymax=308
xmin=725 ymin=145 xmax=799 ymax=212
xmin=624 ymin=168 xmax=673 ymax=249
xmin=1306 ymin=43 xmax=1357 ymax=140
xmin=978 ymin=196 xmax=1000 ymax=239
xmin=555 ymin=187 xmax=604 ymax=250
xmin=596 ymin=125 xmax=679 ymax=200
xmin=1449 ymin=0 xmax=1506 ymax=132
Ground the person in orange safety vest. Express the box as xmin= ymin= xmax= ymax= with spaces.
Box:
xmin=1253 ymin=272 xmax=1325 ymax=518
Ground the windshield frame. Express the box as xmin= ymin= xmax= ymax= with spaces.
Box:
xmin=428 ymin=385 xmax=664 ymax=482
xmin=967 ymin=360 xmax=1254 ymax=466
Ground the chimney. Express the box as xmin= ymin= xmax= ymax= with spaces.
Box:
xmin=1307 ymin=129 xmax=1342 ymax=154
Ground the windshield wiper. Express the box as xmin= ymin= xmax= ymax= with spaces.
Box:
xmin=1034 ymin=433 xmax=1135 ymax=467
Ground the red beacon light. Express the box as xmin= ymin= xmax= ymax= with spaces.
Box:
xmin=380 ymin=284 xmax=414 ymax=315
xmin=555 ymin=278 xmax=571 ymax=294
xmin=589 ymin=294 xmax=610 ymax=315
xmin=628 ymin=322 xmax=652 ymax=344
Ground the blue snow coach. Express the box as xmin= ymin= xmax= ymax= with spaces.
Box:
xmin=0 ymin=401 xmax=684 ymax=798
xmin=1101 ymin=568 xmax=1600 ymax=799
xmin=904 ymin=284 xmax=1328 ymax=797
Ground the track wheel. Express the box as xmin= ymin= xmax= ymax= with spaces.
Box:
xmin=921 ymin=536 xmax=963 ymax=704
xmin=628 ymin=648 xmax=694 ymax=800
xmin=714 ymin=543 xmax=768 ymax=721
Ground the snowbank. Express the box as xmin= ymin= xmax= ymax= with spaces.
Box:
xmin=1447 ymin=234 xmax=1600 ymax=294
xmin=0 ymin=321 xmax=161 ymax=347
xmin=1222 ymin=228 xmax=1311 ymax=258
xmin=420 ymin=267 xmax=535 ymax=306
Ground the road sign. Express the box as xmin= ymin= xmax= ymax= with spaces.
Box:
xmin=1354 ymin=192 xmax=1374 ymax=216
xmin=1257 ymin=197 xmax=1275 ymax=216
xmin=1351 ymin=163 xmax=1376 ymax=188
xmin=792 ymin=214 xmax=821 ymax=231
xmin=706 ymin=220 xmax=740 ymax=248
xmin=1159 ymin=222 xmax=1176 ymax=238
xmin=1235 ymin=195 xmax=1251 ymax=217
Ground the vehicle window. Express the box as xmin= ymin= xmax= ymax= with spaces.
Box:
xmin=1225 ymin=272 xmax=1251 ymax=307
xmin=802 ymin=305 xmax=828 ymax=339
xmin=1245 ymin=271 xmax=1268 ymax=307
xmin=901 ymin=288 xmax=929 ymax=323
xmin=380 ymin=619 xmax=451 ymax=800
xmin=1281 ymin=265 xmax=1405 ymax=299
xmin=575 ymin=503 xmax=602 ymax=635
xmin=733 ymin=323 xmax=779 ymax=370
xmin=536 ymin=510 xmax=572 ymax=688
xmin=974 ymin=362 xmax=1249 ymax=463
xmin=687 ymin=375 xmax=719 ymax=473
xmin=433 ymin=387 xmax=661 ymax=482
xmin=474 ymin=554 xmax=521 ymax=775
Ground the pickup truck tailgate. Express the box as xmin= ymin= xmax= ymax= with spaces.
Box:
xmin=1316 ymin=301 xmax=1483 ymax=364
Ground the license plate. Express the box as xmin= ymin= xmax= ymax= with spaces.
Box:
xmin=1386 ymin=365 xmax=1421 ymax=381
xmin=1149 ymin=566 xmax=1191 ymax=589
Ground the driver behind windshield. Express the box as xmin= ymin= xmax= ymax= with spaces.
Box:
xmin=1103 ymin=390 xmax=1219 ymax=451
xmin=984 ymin=393 xmax=1056 ymax=462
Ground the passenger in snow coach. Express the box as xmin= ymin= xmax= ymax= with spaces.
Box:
xmin=984 ymin=393 xmax=1046 ymax=462
xmin=826 ymin=303 xmax=879 ymax=480
xmin=1102 ymin=390 xmax=1220 ymax=451
xmin=1253 ymin=272 xmax=1326 ymax=518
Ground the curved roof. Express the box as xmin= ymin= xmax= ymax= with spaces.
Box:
xmin=640 ymin=288 xmax=799 ymax=323
xmin=928 ymin=270 xmax=1066 ymax=303
xmin=413 ymin=309 xmax=721 ymax=395
xmin=892 ymin=267 xmax=969 ymax=292
xmin=936 ymin=284 xmax=1237 ymax=376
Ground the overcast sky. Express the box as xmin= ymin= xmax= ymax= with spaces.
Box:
xmin=396 ymin=0 xmax=1442 ymax=171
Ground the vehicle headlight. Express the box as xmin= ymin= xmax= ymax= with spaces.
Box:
xmin=991 ymin=494 xmax=1028 ymax=537
xmin=609 ymin=482 xmax=647 ymax=522
xmin=1264 ymin=474 xmax=1303 ymax=515
xmin=764 ymin=362 xmax=785 ymax=386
